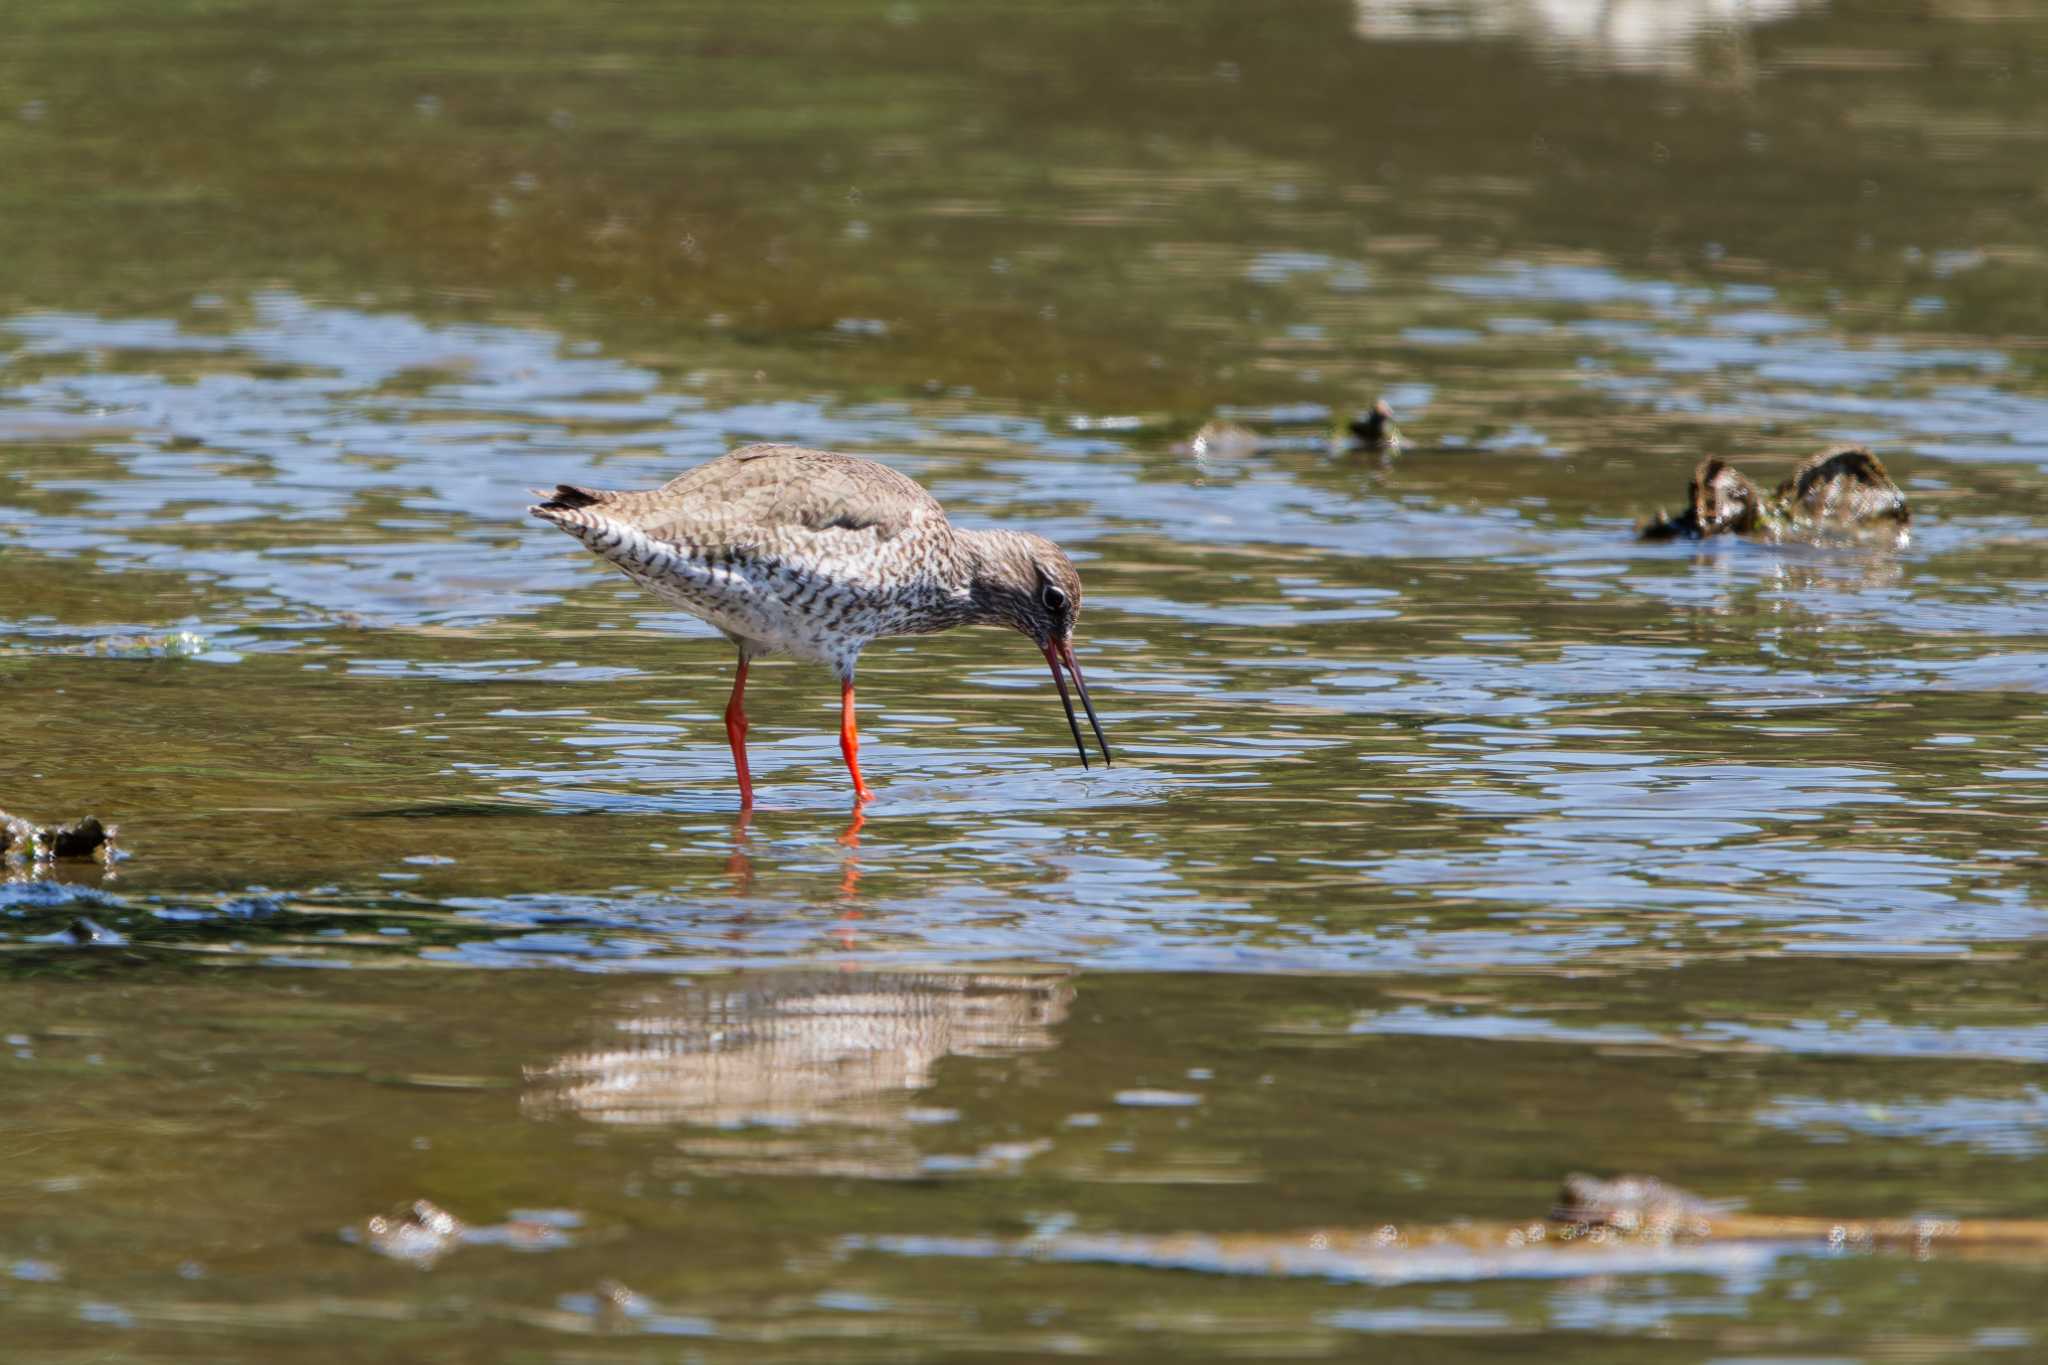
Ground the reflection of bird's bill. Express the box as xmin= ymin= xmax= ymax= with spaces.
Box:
xmin=1043 ymin=640 xmax=1111 ymax=768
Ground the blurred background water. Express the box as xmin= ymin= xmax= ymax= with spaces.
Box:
xmin=5 ymin=0 xmax=2048 ymax=1358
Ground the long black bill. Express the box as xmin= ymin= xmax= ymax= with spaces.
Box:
xmin=1043 ymin=640 xmax=1112 ymax=769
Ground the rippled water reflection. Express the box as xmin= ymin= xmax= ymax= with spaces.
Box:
xmin=7 ymin=0 xmax=2048 ymax=1358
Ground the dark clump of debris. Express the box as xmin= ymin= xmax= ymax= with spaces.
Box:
xmin=358 ymin=1199 xmax=468 ymax=1267
xmin=1640 ymin=445 xmax=1910 ymax=547
xmin=1347 ymin=398 xmax=1404 ymax=456
xmin=0 ymin=810 xmax=116 ymax=863
xmin=1183 ymin=396 xmax=1405 ymax=466
xmin=1552 ymin=1172 xmax=1734 ymax=1235
xmin=40 ymin=917 xmax=127 ymax=947
xmin=344 ymin=1198 xmax=579 ymax=1268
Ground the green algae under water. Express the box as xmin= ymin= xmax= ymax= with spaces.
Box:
xmin=6 ymin=1 xmax=2048 ymax=1359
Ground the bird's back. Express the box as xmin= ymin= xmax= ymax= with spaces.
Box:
xmin=545 ymin=444 xmax=948 ymax=557
xmin=530 ymin=444 xmax=967 ymax=667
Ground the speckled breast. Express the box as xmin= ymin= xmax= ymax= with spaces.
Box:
xmin=612 ymin=521 xmax=968 ymax=668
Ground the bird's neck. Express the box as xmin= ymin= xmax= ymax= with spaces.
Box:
xmin=952 ymin=527 xmax=1035 ymax=627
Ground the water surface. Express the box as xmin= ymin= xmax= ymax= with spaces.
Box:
xmin=6 ymin=1 xmax=2048 ymax=1359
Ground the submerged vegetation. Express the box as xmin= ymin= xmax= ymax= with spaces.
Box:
xmin=855 ymin=1170 xmax=2048 ymax=1288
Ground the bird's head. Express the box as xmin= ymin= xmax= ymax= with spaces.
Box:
xmin=970 ymin=531 xmax=1084 ymax=646
xmin=966 ymin=530 xmax=1111 ymax=768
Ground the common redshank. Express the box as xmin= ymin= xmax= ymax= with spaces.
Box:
xmin=530 ymin=442 xmax=1111 ymax=808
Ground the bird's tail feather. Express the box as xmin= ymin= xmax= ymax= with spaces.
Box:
xmin=530 ymin=483 xmax=614 ymax=511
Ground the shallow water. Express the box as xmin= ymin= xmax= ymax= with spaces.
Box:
xmin=6 ymin=1 xmax=2048 ymax=1359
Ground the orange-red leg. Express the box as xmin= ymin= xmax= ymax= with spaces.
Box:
xmin=839 ymin=678 xmax=874 ymax=804
xmin=725 ymin=655 xmax=754 ymax=809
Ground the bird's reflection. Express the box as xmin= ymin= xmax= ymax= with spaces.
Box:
xmin=723 ymin=804 xmax=866 ymax=901
xmin=836 ymin=803 xmax=864 ymax=901
xmin=725 ymin=810 xmax=756 ymax=895
xmin=524 ymin=971 xmax=1073 ymax=1141
xmin=1352 ymin=0 xmax=1810 ymax=78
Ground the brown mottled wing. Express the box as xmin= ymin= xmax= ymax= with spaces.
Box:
xmin=584 ymin=444 xmax=945 ymax=553
xmin=1773 ymin=445 xmax=1909 ymax=527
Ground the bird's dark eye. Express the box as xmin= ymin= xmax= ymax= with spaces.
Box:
xmin=1040 ymin=584 xmax=1068 ymax=612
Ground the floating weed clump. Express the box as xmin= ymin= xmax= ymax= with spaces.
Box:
xmin=0 ymin=630 xmax=211 ymax=661
xmin=1641 ymin=445 xmax=1911 ymax=547
xmin=0 ymin=810 xmax=115 ymax=865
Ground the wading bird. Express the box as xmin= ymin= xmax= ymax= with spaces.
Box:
xmin=531 ymin=444 xmax=1110 ymax=808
